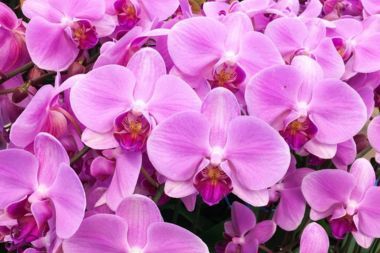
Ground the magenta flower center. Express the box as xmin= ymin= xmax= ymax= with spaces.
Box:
xmin=329 ymin=214 xmax=357 ymax=239
xmin=194 ymin=165 xmax=232 ymax=206
xmin=70 ymin=20 xmax=98 ymax=49
xmin=113 ymin=111 xmax=151 ymax=151
xmin=114 ymin=0 xmax=140 ymax=29
xmin=209 ymin=62 xmax=246 ymax=93
xmin=280 ymin=116 xmax=317 ymax=151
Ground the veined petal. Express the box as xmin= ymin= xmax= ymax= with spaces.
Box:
xmin=116 ymin=195 xmax=162 ymax=248
xmin=225 ymin=117 xmax=290 ymax=190
xmin=300 ymin=223 xmax=329 ymax=253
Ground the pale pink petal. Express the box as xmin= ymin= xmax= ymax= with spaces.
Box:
xmin=300 ymin=222 xmax=329 ymax=253
xmin=352 ymin=231 xmax=374 ymax=249
xmin=301 ymin=169 xmax=355 ymax=212
xmin=245 ymin=65 xmax=302 ymax=129
xmin=106 ymin=152 xmax=142 ymax=211
xmin=265 ymin=17 xmax=308 ymax=56
xmin=140 ymin=0 xmax=179 ymax=21
xmin=238 ymin=31 xmax=284 ymax=76
xmin=0 ymin=149 xmax=38 ymax=208
xmin=116 ymin=195 xmax=162 ymax=248
xmin=309 ymin=79 xmax=367 ymax=144
xmin=312 ymin=38 xmax=345 ymax=79
xmin=21 ymin=0 xmax=62 ymax=22
xmin=168 ymin=16 xmax=226 ymax=76
xmin=82 ymin=128 xmax=119 ymax=150
xmin=48 ymin=0 xmax=105 ymax=20
xmin=332 ymin=139 xmax=356 ymax=170
xmin=222 ymin=12 xmax=253 ymax=52
xmin=249 ymin=220 xmax=276 ymax=243
xmin=368 ymin=116 xmax=380 ymax=153
xmin=127 ymin=48 xmax=166 ymax=101
xmin=274 ymin=188 xmax=306 ymax=231
xmin=354 ymin=33 xmax=380 ymax=73
xmin=70 ymin=65 xmax=135 ymax=133
xmin=147 ymin=75 xmax=201 ymax=123
xmin=25 ymin=17 xmax=79 ymax=71
xmin=10 ymin=85 xmax=55 ymax=148
xmin=34 ymin=132 xmax=69 ymax=186
xmin=201 ymin=88 xmax=240 ymax=147
xmin=304 ymin=139 xmax=337 ymax=159
xmin=62 ymin=214 xmax=128 ymax=253
xmin=362 ymin=0 xmax=380 ymax=15
xmin=350 ymin=158 xmax=376 ymax=202
xmin=357 ymin=187 xmax=380 ymax=237
xmin=224 ymin=117 xmax=290 ymax=190
xmin=165 ymin=180 xmax=197 ymax=198
xmin=147 ymin=112 xmax=210 ymax=181
xmin=48 ymin=163 xmax=86 ymax=239
xmin=144 ymin=223 xmax=208 ymax=253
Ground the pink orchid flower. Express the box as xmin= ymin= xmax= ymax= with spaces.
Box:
xmin=367 ymin=116 xmax=380 ymax=163
xmin=218 ymin=202 xmax=276 ymax=253
xmin=70 ymin=47 xmax=201 ymax=210
xmin=147 ymin=87 xmax=290 ymax=206
xmin=245 ymin=60 xmax=366 ymax=159
xmin=0 ymin=133 xmax=86 ymax=239
xmin=167 ymin=11 xmax=283 ymax=93
xmin=265 ymin=16 xmax=345 ymax=78
xmin=302 ymin=158 xmax=380 ymax=248
xmin=22 ymin=0 xmax=115 ymax=71
xmin=327 ymin=17 xmax=380 ymax=75
xmin=63 ymin=194 xmax=209 ymax=253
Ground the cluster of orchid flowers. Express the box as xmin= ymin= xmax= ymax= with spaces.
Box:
xmin=1 ymin=0 xmax=380 ymax=252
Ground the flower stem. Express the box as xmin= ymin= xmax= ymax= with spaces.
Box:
xmin=0 ymin=61 xmax=34 ymax=84
xmin=141 ymin=167 xmax=159 ymax=188
xmin=153 ymin=184 xmax=164 ymax=203
xmin=70 ymin=146 xmax=91 ymax=165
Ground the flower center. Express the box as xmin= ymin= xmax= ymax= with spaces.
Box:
xmin=332 ymin=37 xmax=352 ymax=61
xmin=130 ymin=247 xmax=143 ymax=253
xmin=280 ymin=116 xmax=317 ymax=151
xmin=209 ymin=62 xmax=246 ymax=93
xmin=113 ymin=111 xmax=151 ymax=151
xmin=70 ymin=20 xmax=98 ymax=49
xmin=114 ymin=0 xmax=140 ymax=30
xmin=329 ymin=214 xmax=357 ymax=239
xmin=194 ymin=165 xmax=232 ymax=206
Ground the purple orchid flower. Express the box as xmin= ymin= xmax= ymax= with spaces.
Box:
xmin=167 ymin=11 xmax=283 ymax=93
xmin=245 ymin=59 xmax=367 ymax=159
xmin=322 ymin=0 xmax=363 ymax=19
xmin=265 ymin=16 xmax=345 ymax=78
xmin=147 ymin=87 xmax=290 ymax=206
xmin=300 ymin=222 xmax=329 ymax=253
xmin=70 ymin=47 xmax=201 ymax=210
xmin=22 ymin=0 xmax=115 ymax=71
xmin=9 ymin=74 xmax=82 ymax=148
xmin=302 ymin=158 xmax=380 ymax=248
xmin=0 ymin=2 xmax=29 ymax=73
xmin=0 ymin=132 xmax=86 ymax=239
xmin=63 ymin=194 xmax=209 ymax=253
xmin=327 ymin=17 xmax=380 ymax=76
xmin=217 ymin=202 xmax=276 ymax=253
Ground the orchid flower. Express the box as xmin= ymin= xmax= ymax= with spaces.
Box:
xmin=265 ymin=16 xmax=345 ymax=78
xmin=70 ymin=47 xmax=201 ymax=210
xmin=168 ymin=11 xmax=283 ymax=94
xmin=22 ymin=0 xmax=115 ymax=71
xmin=147 ymin=87 xmax=290 ymax=206
xmin=302 ymin=158 xmax=380 ymax=248
xmin=63 ymin=194 xmax=209 ymax=253
xmin=217 ymin=201 xmax=276 ymax=253
xmin=300 ymin=222 xmax=329 ymax=253
xmin=245 ymin=58 xmax=366 ymax=159
xmin=0 ymin=133 xmax=86 ymax=240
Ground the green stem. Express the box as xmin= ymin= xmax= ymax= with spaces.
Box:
xmin=192 ymin=200 xmax=202 ymax=232
xmin=153 ymin=184 xmax=164 ymax=203
xmin=70 ymin=146 xmax=91 ymax=165
xmin=141 ymin=167 xmax=159 ymax=188
xmin=0 ymin=62 xmax=34 ymax=84
xmin=341 ymin=234 xmax=353 ymax=252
